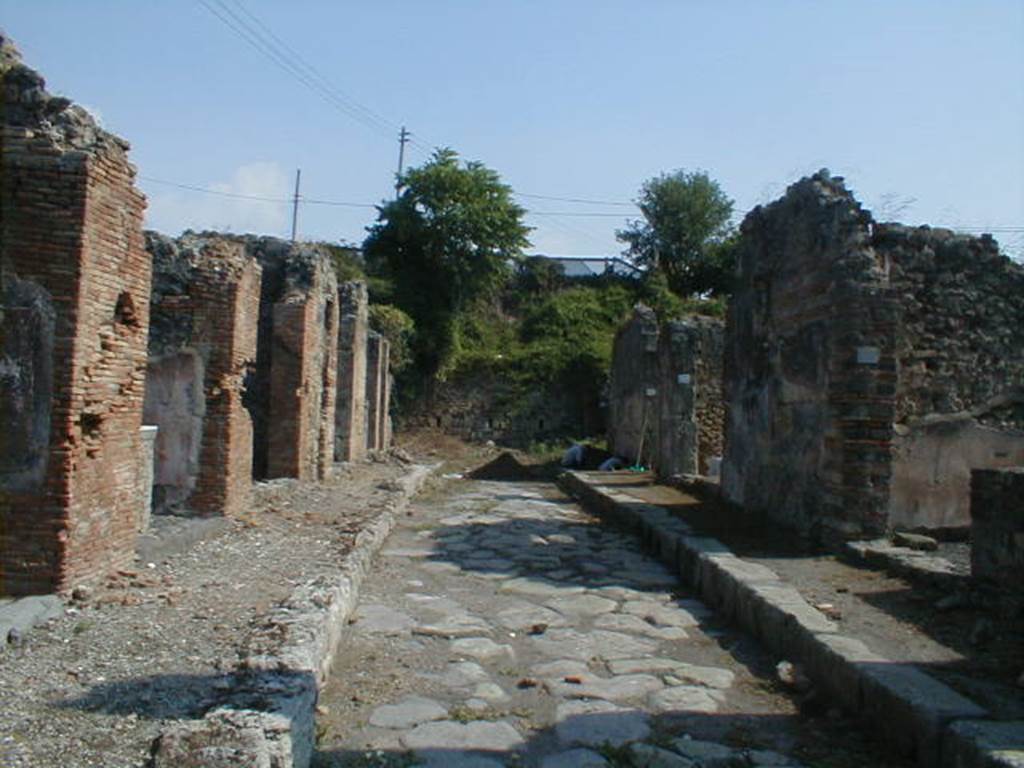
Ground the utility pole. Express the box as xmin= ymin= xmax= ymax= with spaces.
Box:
xmin=396 ymin=126 xmax=410 ymax=199
xmin=290 ymin=168 xmax=301 ymax=242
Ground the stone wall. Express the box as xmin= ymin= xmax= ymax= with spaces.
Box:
xmin=723 ymin=172 xmax=899 ymax=539
xmin=404 ymin=372 xmax=589 ymax=448
xmin=882 ymin=226 xmax=1024 ymax=529
xmin=608 ymin=308 xmax=724 ymax=476
xmin=655 ymin=317 xmax=725 ymax=476
xmin=143 ymin=233 xmax=261 ymax=516
xmin=335 ymin=281 xmax=368 ymax=461
xmin=608 ymin=306 xmax=660 ymax=467
xmin=722 ymin=170 xmax=1024 ymax=540
xmin=970 ymin=467 xmax=1023 ymax=588
xmin=0 ymin=36 xmax=150 ymax=595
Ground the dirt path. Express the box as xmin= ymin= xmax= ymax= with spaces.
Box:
xmin=314 ymin=477 xmax=909 ymax=768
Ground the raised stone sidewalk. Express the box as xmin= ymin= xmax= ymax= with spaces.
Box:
xmin=560 ymin=471 xmax=1023 ymax=768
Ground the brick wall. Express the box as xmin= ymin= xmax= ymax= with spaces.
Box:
xmin=144 ymin=233 xmax=261 ymax=517
xmin=1 ymin=38 xmax=150 ymax=595
xmin=240 ymin=238 xmax=338 ymax=481
xmin=970 ymin=467 xmax=1024 ymax=587
xmin=264 ymin=247 xmax=338 ymax=481
xmin=336 ymin=281 xmax=368 ymax=461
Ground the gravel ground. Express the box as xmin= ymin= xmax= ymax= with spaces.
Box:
xmin=0 ymin=456 xmax=419 ymax=768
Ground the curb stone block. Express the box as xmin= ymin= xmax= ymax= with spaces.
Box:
xmin=743 ymin=582 xmax=836 ymax=658
xmin=800 ymin=633 xmax=886 ymax=713
xmin=707 ymin=556 xmax=780 ymax=623
xmin=858 ymin=662 xmax=988 ymax=766
xmin=678 ymin=535 xmax=730 ymax=591
xmin=942 ymin=720 xmax=1024 ymax=768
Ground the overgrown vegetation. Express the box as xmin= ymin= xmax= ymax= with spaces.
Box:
xmin=318 ymin=157 xmax=736 ymax=444
xmin=363 ymin=148 xmax=530 ymax=381
xmin=617 ymin=169 xmax=738 ymax=298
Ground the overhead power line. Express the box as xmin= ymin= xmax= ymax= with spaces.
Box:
xmin=516 ymin=191 xmax=635 ymax=207
xmin=142 ymin=175 xmax=1024 ymax=232
xmin=140 ymin=175 xmax=377 ymax=208
xmin=196 ymin=0 xmax=414 ymax=147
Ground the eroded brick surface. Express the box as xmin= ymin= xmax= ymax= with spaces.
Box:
xmin=1 ymin=37 xmax=150 ymax=594
xmin=144 ymin=233 xmax=261 ymax=517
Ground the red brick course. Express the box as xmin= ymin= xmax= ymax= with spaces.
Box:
xmin=266 ymin=264 xmax=338 ymax=481
xmin=144 ymin=236 xmax=261 ymax=517
xmin=1 ymin=97 xmax=150 ymax=594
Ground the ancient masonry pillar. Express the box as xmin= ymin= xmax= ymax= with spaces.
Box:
xmin=365 ymin=331 xmax=387 ymax=451
xmin=0 ymin=37 xmax=151 ymax=595
xmin=335 ymin=281 xmax=369 ymax=461
xmin=380 ymin=338 xmax=393 ymax=451
xmin=266 ymin=256 xmax=339 ymax=482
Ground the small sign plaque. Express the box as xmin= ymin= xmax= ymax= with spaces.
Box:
xmin=856 ymin=346 xmax=880 ymax=365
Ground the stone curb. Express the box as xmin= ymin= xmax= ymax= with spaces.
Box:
xmin=557 ymin=471 xmax=1017 ymax=768
xmin=152 ymin=462 xmax=442 ymax=768
xmin=844 ymin=538 xmax=965 ymax=592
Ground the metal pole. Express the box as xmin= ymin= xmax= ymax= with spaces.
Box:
xmin=290 ymin=168 xmax=301 ymax=242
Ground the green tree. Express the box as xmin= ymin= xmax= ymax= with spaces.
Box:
xmin=363 ymin=148 xmax=530 ymax=379
xmin=368 ymin=304 xmax=415 ymax=374
xmin=617 ymin=170 xmax=736 ymax=297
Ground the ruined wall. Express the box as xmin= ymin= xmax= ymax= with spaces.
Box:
xmin=335 ymin=281 xmax=368 ymax=462
xmin=608 ymin=306 xmax=659 ymax=467
xmin=722 ymin=172 xmax=898 ymax=540
xmin=365 ymin=331 xmax=391 ymax=452
xmin=970 ymin=467 xmax=1024 ymax=587
xmin=242 ymin=238 xmax=338 ymax=480
xmin=723 ymin=170 xmax=1023 ymax=539
xmin=654 ymin=317 xmax=725 ymax=477
xmin=143 ymin=233 xmax=261 ymax=516
xmin=880 ymin=226 xmax=1024 ymax=529
xmin=608 ymin=309 xmax=724 ymax=476
xmin=0 ymin=37 xmax=150 ymax=594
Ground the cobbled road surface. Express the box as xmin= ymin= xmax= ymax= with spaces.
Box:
xmin=314 ymin=479 xmax=892 ymax=768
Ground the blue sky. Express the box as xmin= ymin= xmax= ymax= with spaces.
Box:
xmin=3 ymin=1 xmax=1022 ymax=257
